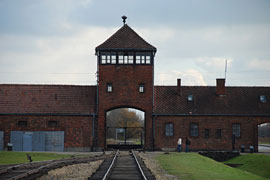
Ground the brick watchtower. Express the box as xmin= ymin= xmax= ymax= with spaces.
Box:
xmin=95 ymin=17 xmax=157 ymax=150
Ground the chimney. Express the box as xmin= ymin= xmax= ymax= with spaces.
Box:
xmin=216 ymin=78 xmax=226 ymax=96
xmin=177 ymin=79 xmax=181 ymax=94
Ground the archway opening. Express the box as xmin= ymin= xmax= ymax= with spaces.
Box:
xmin=106 ymin=108 xmax=145 ymax=149
xmin=258 ymin=122 xmax=270 ymax=153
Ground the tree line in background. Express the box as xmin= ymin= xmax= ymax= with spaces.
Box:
xmin=258 ymin=123 xmax=270 ymax=137
xmin=106 ymin=108 xmax=144 ymax=141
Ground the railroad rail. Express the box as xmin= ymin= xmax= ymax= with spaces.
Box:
xmin=0 ymin=153 xmax=111 ymax=180
xmin=89 ymin=150 xmax=155 ymax=180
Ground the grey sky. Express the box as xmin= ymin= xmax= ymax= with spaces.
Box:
xmin=0 ymin=0 xmax=269 ymax=86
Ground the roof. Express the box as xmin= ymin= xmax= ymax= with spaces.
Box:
xmin=154 ymin=86 xmax=270 ymax=115
xmin=0 ymin=84 xmax=96 ymax=115
xmin=96 ymin=24 xmax=156 ymax=51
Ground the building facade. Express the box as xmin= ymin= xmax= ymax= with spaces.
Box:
xmin=0 ymin=20 xmax=270 ymax=152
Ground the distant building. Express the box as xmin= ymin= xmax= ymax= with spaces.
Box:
xmin=1 ymin=18 xmax=270 ymax=152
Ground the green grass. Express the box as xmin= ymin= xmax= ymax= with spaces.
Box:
xmin=0 ymin=151 xmax=76 ymax=165
xmin=156 ymin=153 xmax=265 ymax=180
xmin=224 ymin=154 xmax=270 ymax=179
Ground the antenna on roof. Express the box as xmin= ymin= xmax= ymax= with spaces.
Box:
xmin=122 ymin=15 xmax=127 ymax=25
xmin=225 ymin=59 xmax=227 ymax=83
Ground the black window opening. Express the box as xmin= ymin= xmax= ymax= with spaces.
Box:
xmin=232 ymin=123 xmax=241 ymax=138
xmin=165 ymin=123 xmax=174 ymax=137
xmin=139 ymin=84 xmax=144 ymax=93
xmin=190 ymin=123 xmax=199 ymax=137
xmin=204 ymin=129 xmax=210 ymax=139
xmin=216 ymin=129 xmax=222 ymax=138
xmin=99 ymin=52 xmax=152 ymax=65
xmin=107 ymin=83 xmax=113 ymax=93
xmin=48 ymin=121 xmax=58 ymax=127
xmin=18 ymin=121 xmax=27 ymax=127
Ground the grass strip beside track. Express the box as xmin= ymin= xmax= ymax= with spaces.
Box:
xmin=156 ymin=152 xmax=265 ymax=180
xmin=224 ymin=154 xmax=270 ymax=179
xmin=0 ymin=151 xmax=77 ymax=165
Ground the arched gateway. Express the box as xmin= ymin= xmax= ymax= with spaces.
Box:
xmin=95 ymin=17 xmax=156 ymax=150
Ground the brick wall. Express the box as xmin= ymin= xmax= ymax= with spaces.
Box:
xmin=98 ymin=64 xmax=154 ymax=149
xmin=0 ymin=115 xmax=94 ymax=151
xmin=154 ymin=116 xmax=270 ymax=152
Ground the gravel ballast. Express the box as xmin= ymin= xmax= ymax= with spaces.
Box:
xmin=37 ymin=160 xmax=103 ymax=180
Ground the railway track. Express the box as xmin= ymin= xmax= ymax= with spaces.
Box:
xmin=0 ymin=153 xmax=110 ymax=180
xmin=89 ymin=150 xmax=155 ymax=180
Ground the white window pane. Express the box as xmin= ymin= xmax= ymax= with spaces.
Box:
xmin=146 ymin=59 xmax=151 ymax=64
xmin=102 ymin=60 xmax=106 ymax=64
xmin=111 ymin=59 xmax=116 ymax=64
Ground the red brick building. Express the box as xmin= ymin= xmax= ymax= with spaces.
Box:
xmin=0 ymin=20 xmax=270 ymax=152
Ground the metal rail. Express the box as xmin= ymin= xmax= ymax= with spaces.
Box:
xmin=102 ymin=149 xmax=119 ymax=180
xmin=132 ymin=150 xmax=148 ymax=180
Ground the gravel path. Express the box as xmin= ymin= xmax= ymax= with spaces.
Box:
xmin=138 ymin=152 xmax=178 ymax=180
xmin=37 ymin=160 xmax=103 ymax=180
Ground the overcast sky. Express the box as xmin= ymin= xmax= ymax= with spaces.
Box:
xmin=0 ymin=0 xmax=269 ymax=86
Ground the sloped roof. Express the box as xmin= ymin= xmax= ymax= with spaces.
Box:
xmin=96 ymin=24 xmax=156 ymax=51
xmin=0 ymin=84 xmax=96 ymax=114
xmin=154 ymin=86 xmax=270 ymax=115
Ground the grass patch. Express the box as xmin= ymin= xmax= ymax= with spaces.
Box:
xmin=156 ymin=152 xmax=265 ymax=180
xmin=224 ymin=154 xmax=270 ymax=179
xmin=0 ymin=151 xmax=77 ymax=165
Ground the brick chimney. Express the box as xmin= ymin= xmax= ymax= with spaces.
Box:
xmin=177 ymin=79 xmax=181 ymax=94
xmin=216 ymin=78 xmax=226 ymax=96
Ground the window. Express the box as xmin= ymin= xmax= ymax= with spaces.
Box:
xmin=107 ymin=83 xmax=112 ymax=92
xmin=18 ymin=121 xmax=27 ymax=127
xmin=260 ymin=95 xmax=266 ymax=102
xmin=139 ymin=84 xmax=144 ymax=93
xmin=188 ymin=95 xmax=193 ymax=101
xmin=111 ymin=53 xmax=116 ymax=64
xmin=135 ymin=52 xmax=151 ymax=64
xmin=204 ymin=129 xmax=210 ymax=139
xmin=101 ymin=54 xmax=106 ymax=64
xmin=232 ymin=123 xmax=241 ymax=138
xmin=216 ymin=129 xmax=222 ymax=138
xmin=146 ymin=53 xmax=151 ymax=64
xmin=48 ymin=121 xmax=58 ymax=127
xmin=165 ymin=123 xmax=174 ymax=136
xmin=118 ymin=52 xmax=124 ymax=64
xmin=190 ymin=123 xmax=198 ymax=137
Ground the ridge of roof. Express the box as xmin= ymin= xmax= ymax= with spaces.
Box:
xmin=96 ymin=24 xmax=156 ymax=51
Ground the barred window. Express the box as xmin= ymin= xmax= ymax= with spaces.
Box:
xmin=190 ymin=123 xmax=198 ymax=137
xmin=216 ymin=129 xmax=222 ymax=138
xmin=165 ymin=123 xmax=174 ymax=137
xmin=232 ymin=123 xmax=241 ymax=138
xmin=204 ymin=129 xmax=210 ymax=139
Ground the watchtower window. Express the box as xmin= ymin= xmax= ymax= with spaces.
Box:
xmin=101 ymin=54 xmax=106 ymax=64
xmin=111 ymin=53 xmax=116 ymax=64
xmin=107 ymin=83 xmax=113 ymax=92
xmin=135 ymin=52 xmax=151 ymax=64
xmin=139 ymin=84 xmax=144 ymax=93
xmin=146 ymin=53 xmax=151 ymax=64
xmin=118 ymin=53 xmax=124 ymax=64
